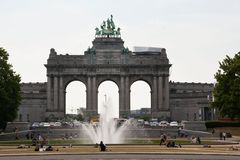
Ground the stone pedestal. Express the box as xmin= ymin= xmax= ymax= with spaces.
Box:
xmin=182 ymin=121 xmax=207 ymax=131
xmin=119 ymin=111 xmax=130 ymax=118
xmin=45 ymin=112 xmax=65 ymax=120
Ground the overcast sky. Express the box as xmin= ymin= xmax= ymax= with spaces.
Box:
xmin=1 ymin=0 xmax=240 ymax=116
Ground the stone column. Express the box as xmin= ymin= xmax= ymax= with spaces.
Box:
xmin=47 ymin=76 xmax=52 ymax=111
xmin=163 ymin=76 xmax=169 ymax=110
xmin=201 ymin=107 xmax=204 ymax=121
xmin=87 ymin=76 xmax=92 ymax=113
xmin=125 ymin=76 xmax=130 ymax=116
xmin=119 ymin=76 xmax=125 ymax=116
xmin=151 ymin=89 xmax=153 ymax=115
xmin=158 ymin=76 xmax=163 ymax=110
xmin=53 ymin=76 xmax=59 ymax=111
xmin=92 ymin=76 xmax=97 ymax=115
xmin=59 ymin=76 xmax=64 ymax=112
xmin=152 ymin=76 xmax=157 ymax=112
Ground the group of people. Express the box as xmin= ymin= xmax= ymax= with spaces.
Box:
xmin=32 ymin=134 xmax=48 ymax=147
xmin=213 ymin=129 xmax=229 ymax=141
xmin=190 ymin=136 xmax=201 ymax=144
xmin=159 ymin=134 xmax=182 ymax=148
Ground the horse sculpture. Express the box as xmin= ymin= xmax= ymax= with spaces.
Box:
xmin=95 ymin=27 xmax=101 ymax=37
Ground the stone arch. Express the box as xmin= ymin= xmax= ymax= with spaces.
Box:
xmin=96 ymin=76 xmax=120 ymax=89
xmin=129 ymin=76 xmax=153 ymax=91
xmin=63 ymin=76 xmax=87 ymax=90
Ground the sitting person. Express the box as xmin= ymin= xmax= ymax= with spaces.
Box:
xmin=99 ymin=141 xmax=106 ymax=151
xmin=46 ymin=145 xmax=53 ymax=151
xmin=197 ymin=137 xmax=201 ymax=144
xmin=166 ymin=141 xmax=177 ymax=147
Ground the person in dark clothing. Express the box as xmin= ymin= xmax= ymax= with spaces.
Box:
xmin=197 ymin=137 xmax=201 ymax=144
xmin=212 ymin=129 xmax=215 ymax=135
xmin=160 ymin=138 xmax=165 ymax=146
xmin=171 ymin=141 xmax=176 ymax=147
xmin=166 ymin=141 xmax=176 ymax=147
xmin=26 ymin=132 xmax=30 ymax=140
xmin=163 ymin=134 xmax=167 ymax=141
xmin=99 ymin=141 xmax=106 ymax=151
xmin=219 ymin=132 xmax=223 ymax=140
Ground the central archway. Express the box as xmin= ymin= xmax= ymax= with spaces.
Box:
xmin=98 ymin=80 xmax=119 ymax=118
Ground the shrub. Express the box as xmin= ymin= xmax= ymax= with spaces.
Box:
xmin=206 ymin=121 xmax=240 ymax=128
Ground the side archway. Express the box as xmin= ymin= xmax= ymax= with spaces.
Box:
xmin=65 ymin=80 xmax=86 ymax=115
xmin=130 ymin=80 xmax=151 ymax=118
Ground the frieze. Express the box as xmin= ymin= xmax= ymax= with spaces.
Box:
xmin=63 ymin=68 xmax=87 ymax=74
xmin=96 ymin=68 xmax=120 ymax=74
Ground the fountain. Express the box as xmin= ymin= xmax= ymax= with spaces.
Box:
xmin=81 ymin=98 xmax=131 ymax=144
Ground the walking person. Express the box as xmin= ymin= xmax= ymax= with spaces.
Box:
xmin=160 ymin=136 xmax=165 ymax=146
xmin=219 ymin=132 xmax=223 ymax=140
xmin=222 ymin=132 xmax=226 ymax=141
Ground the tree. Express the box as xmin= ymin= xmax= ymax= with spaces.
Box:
xmin=211 ymin=52 xmax=240 ymax=119
xmin=0 ymin=48 xmax=21 ymax=130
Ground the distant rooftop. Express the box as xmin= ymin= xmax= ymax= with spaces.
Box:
xmin=132 ymin=46 xmax=163 ymax=55
xmin=133 ymin=46 xmax=162 ymax=52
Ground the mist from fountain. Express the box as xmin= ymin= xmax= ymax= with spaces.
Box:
xmin=81 ymin=98 xmax=131 ymax=144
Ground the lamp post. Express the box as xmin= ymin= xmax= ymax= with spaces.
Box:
xmin=104 ymin=94 xmax=107 ymax=103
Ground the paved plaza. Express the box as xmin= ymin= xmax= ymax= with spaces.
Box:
xmin=0 ymin=143 xmax=240 ymax=160
xmin=0 ymin=153 xmax=239 ymax=160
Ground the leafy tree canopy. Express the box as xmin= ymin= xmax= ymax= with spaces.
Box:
xmin=0 ymin=48 xmax=21 ymax=130
xmin=212 ymin=52 xmax=240 ymax=119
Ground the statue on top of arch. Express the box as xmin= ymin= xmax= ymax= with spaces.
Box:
xmin=95 ymin=15 xmax=121 ymax=38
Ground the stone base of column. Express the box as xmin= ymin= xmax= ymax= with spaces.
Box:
xmin=151 ymin=110 xmax=170 ymax=120
xmin=119 ymin=111 xmax=130 ymax=118
xmin=85 ymin=110 xmax=98 ymax=118
xmin=45 ymin=111 xmax=65 ymax=120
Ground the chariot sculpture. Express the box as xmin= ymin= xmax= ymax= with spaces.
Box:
xmin=95 ymin=15 xmax=121 ymax=37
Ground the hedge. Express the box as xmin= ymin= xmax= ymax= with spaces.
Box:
xmin=205 ymin=121 xmax=240 ymax=128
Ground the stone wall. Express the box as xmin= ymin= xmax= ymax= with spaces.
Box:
xmin=170 ymin=82 xmax=214 ymax=122
xmin=17 ymin=82 xmax=47 ymax=123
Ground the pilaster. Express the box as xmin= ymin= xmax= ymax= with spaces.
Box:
xmin=158 ymin=76 xmax=163 ymax=110
xmin=47 ymin=76 xmax=52 ymax=111
xmin=164 ymin=76 xmax=169 ymax=110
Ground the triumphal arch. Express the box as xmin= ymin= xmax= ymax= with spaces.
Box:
xmin=45 ymin=16 xmax=171 ymax=118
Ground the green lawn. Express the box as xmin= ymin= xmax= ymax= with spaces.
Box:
xmin=0 ymin=138 xmax=233 ymax=145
